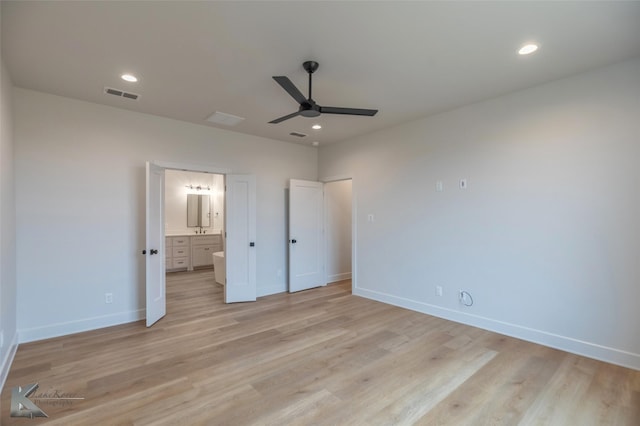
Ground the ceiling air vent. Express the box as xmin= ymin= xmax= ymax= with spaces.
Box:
xmin=104 ymin=87 xmax=140 ymax=101
xmin=289 ymin=132 xmax=307 ymax=138
xmin=206 ymin=111 xmax=245 ymax=126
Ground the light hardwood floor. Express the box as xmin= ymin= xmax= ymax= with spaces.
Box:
xmin=2 ymin=270 xmax=639 ymax=425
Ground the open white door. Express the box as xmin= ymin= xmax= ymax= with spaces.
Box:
xmin=145 ymin=162 xmax=166 ymax=326
xmin=224 ymin=174 xmax=257 ymax=303
xmin=289 ymin=179 xmax=325 ymax=292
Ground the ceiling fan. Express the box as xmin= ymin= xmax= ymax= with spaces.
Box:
xmin=269 ymin=61 xmax=378 ymax=124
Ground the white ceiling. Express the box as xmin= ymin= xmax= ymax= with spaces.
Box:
xmin=2 ymin=1 xmax=640 ymax=146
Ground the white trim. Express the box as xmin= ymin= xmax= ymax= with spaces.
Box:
xmin=320 ymin=174 xmax=354 ymax=184
xmin=0 ymin=332 xmax=19 ymax=393
xmin=151 ymin=160 xmax=231 ymax=175
xmin=320 ymin=174 xmax=356 ymax=292
xmin=327 ymin=272 xmax=352 ymax=283
xmin=19 ymin=309 xmax=145 ymax=344
xmin=354 ymin=287 xmax=640 ymax=371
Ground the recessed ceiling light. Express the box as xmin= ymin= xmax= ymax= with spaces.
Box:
xmin=312 ymin=124 xmax=322 ymax=130
xmin=121 ymin=74 xmax=138 ymax=82
xmin=518 ymin=43 xmax=539 ymax=55
xmin=312 ymin=141 xmax=320 ymax=147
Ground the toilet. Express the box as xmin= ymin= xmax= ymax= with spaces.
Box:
xmin=212 ymin=232 xmax=225 ymax=285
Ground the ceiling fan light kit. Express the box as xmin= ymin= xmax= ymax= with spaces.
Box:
xmin=269 ymin=61 xmax=378 ymax=124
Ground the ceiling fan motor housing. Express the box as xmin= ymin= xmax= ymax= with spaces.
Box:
xmin=268 ymin=60 xmax=378 ymax=124
xmin=300 ymin=99 xmax=321 ymax=117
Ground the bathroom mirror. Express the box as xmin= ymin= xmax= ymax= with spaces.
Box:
xmin=187 ymin=194 xmax=210 ymax=227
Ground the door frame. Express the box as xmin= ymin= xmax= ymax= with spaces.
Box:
xmin=319 ymin=174 xmax=357 ymax=291
xmin=147 ymin=160 xmax=231 ymax=318
xmin=288 ymin=179 xmax=326 ymax=293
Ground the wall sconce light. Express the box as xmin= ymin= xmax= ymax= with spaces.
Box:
xmin=185 ymin=185 xmax=211 ymax=191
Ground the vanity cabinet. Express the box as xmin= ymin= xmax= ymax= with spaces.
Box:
xmin=165 ymin=236 xmax=190 ymax=271
xmin=165 ymin=234 xmax=222 ymax=271
xmin=191 ymin=234 xmax=222 ymax=268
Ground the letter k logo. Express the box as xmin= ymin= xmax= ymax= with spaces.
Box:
xmin=10 ymin=383 xmax=48 ymax=418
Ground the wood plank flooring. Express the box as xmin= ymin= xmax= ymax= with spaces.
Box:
xmin=2 ymin=270 xmax=639 ymax=425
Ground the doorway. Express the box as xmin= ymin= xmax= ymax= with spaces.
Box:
xmin=144 ymin=161 xmax=256 ymax=327
xmin=287 ymin=177 xmax=355 ymax=294
xmin=164 ymin=170 xmax=225 ymax=273
xmin=324 ymin=179 xmax=353 ymax=291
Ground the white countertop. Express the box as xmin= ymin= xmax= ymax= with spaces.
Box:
xmin=166 ymin=231 xmax=222 ymax=237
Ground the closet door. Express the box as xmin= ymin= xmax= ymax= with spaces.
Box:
xmin=224 ymin=174 xmax=257 ymax=303
xmin=145 ymin=162 xmax=166 ymax=326
xmin=289 ymin=179 xmax=325 ymax=292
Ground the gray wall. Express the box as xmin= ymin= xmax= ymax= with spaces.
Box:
xmin=7 ymin=55 xmax=640 ymax=370
xmin=14 ymin=89 xmax=317 ymax=342
xmin=319 ymin=58 xmax=640 ymax=369
xmin=0 ymin=56 xmax=18 ymax=387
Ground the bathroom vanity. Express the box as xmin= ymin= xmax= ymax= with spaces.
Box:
xmin=165 ymin=233 xmax=222 ymax=272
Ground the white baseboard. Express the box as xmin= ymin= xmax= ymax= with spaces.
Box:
xmin=0 ymin=331 xmax=19 ymax=393
xmin=354 ymin=287 xmax=640 ymax=371
xmin=19 ymin=309 xmax=145 ymax=344
xmin=327 ymin=272 xmax=352 ymax=283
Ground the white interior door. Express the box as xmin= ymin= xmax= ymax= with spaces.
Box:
xmin=145 ymin=162 xmax=166 ymax=326
xmin=289 ymin=179 xmax=325 ymax=292
xmin=225 ymin=174 xmax=257 ymax=303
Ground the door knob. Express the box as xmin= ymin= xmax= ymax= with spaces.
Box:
xmin=291 ymin=239 xmax=297 ymax=244
xmin=141 ymin=249 xmax=146 ymax=255
xmin=150 ymin=249 xmax=158 ymax=255
xmin=250 ymin=242 xmax=255 ymax=247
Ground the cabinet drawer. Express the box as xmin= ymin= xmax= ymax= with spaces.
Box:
xmin=171 ymin=237 xmax=189 ymax=247
xmin=172 ymin=247 xmax=189 ymax=257
xmin=172 ymin=257 xmax=189 ymax=269
xmin=191 ymin=235 xmax=219 ymax=246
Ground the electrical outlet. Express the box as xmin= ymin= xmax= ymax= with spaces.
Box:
xmin=105 ymin=293 xmax=113 ymax=304
xmin=436 ymin=286 xmax=443 ymax=296
xmin=367 ymin=214 xmax=375 ymax=223
xmin=459 ymin=179 xmax=468 ymax=189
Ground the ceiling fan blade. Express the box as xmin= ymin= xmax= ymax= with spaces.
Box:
xmin=268 ymin=110 xmax=302 ymax=124
xmin=320 ymin=106 xmax=378 ymax=116
xmin=273 ymin=76 xmax=307 ymax=105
